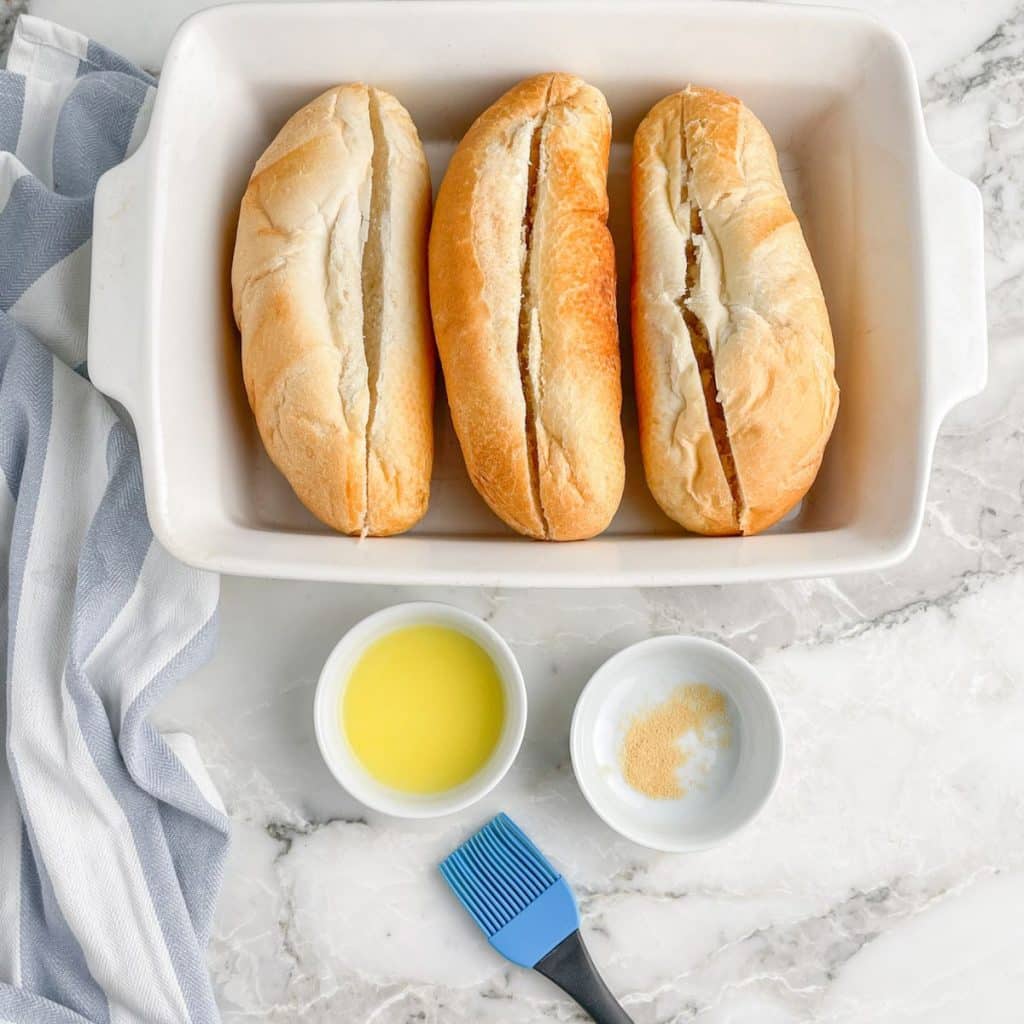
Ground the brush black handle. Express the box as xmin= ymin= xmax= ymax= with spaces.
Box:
xmin=534 ymin=930 xmax=634 ymax=1024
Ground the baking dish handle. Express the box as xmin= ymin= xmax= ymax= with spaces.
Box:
xmin=923 ymin=153 xmax=988 ymax=424
xmin=88 ymin=143 xmax=151 ymax=421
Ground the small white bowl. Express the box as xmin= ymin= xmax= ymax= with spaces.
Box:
xmin=314 ymin=602 xmax=527 ymax=818
xmin=571 ymin=636 xmax=783 ymax=852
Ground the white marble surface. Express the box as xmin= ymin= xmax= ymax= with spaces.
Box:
xmin=8 ymin=0 xmax=1024 ymax=1019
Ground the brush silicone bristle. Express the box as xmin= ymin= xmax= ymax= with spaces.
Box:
xmin=440 ymin=813 xmax=558 ymax=934
xmin=440 ymin=813 xmax=579 ymax=967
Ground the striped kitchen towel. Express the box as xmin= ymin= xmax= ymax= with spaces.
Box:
xmin=0 ymin=16 xmax=227 ymax=1024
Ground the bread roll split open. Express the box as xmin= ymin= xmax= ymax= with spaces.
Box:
xmin=232 ymin=84 xmax=434 ymax=536
xmin=632 ymin=86 xmax=839 ymax=536
xmin=429 ymin=73 xmax=625 ymax=541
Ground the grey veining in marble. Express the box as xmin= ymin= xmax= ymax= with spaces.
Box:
xmin=8 ymin=0 xmax=1024 ymax=1020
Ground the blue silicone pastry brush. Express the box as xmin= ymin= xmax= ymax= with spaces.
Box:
xmin=440 ymin=813 xmax=634 ymax=1024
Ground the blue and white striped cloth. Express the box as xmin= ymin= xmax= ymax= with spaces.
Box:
xmin=0 ymin=17 xmax=227 ymax=1024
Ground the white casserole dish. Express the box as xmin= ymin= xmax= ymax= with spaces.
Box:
xmin=88 ymin=0 xmax=988 ymax=587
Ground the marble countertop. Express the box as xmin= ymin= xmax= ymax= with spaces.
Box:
xmin=7 ymin=0 xmax=1024 ymax=1019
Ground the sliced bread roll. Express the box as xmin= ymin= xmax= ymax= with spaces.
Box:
xmin=632 ymin=85 xmax=839 ymax=535
xmin=429 ymin=73 xmax=625 ymax=541
xmin=232 ymin=84 xmax=434 ymax=536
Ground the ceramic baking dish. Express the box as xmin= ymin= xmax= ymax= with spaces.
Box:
xmin=88 ymin=0 xmax=987 ymax=587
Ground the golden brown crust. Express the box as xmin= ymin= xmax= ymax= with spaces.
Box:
xmin=232 ymin=84 xmax=434 ymax=536
xmin=632 ymin=85 xmax=838 ymax=536
xmin=429 ymin=73 xmax=624 ymax=540
xmin=632 ymin=93 xmax=737 ymax=535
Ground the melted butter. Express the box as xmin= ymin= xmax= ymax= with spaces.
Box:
xmin=342 ymin=625 xmax=505 ymax=794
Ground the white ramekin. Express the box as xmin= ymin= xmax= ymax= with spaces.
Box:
xmin=314 ymin=602 xmax=527 ymax=818
xmin=571 ymin=635 xmax=783 ymax=852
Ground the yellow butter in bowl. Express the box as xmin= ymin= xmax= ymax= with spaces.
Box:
xmin=314 ymin=603 xmax=527 ymax=819
xmin=342 ymin=625 xmax=505 ymax=794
